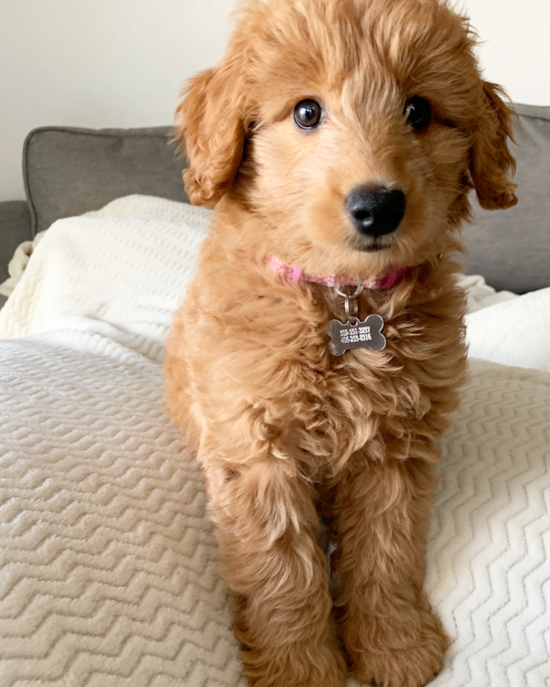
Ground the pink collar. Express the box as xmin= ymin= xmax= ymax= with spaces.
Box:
xmin=269 ymin=257 xmax=407 ymax=291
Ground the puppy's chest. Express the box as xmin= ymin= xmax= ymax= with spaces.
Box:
xmin=294 ymin=299 xmax=430 ymax=422
xmin=277 ymin=303 xmax=435 ymax=471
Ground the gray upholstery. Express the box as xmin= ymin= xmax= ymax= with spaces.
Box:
xmin=0 ymin=201 xmax=32 ymax=310
xmin=23 ymin=126 xmax=189 ymax=235
xmin=0 ymin=201 xmax=32 ymax=283
xmin=463 ymin=104 xmax=550 ymax=294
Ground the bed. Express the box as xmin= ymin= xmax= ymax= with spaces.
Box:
xmin=0 ymin=106 xmax=549 ymax=686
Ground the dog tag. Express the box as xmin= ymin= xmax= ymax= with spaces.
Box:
xmin=328 ymin=314 xmax=386 ymax=357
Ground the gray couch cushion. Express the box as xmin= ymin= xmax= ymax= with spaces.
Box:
xmin=464 ymin=104 xmax=550 ymax=294
xmin=0 ymin=201 xmax=32 ymax=284
xmin=0 ymin=201 xmax=32 ymax=310
xmin=24 ymin=127 xmax=188 ymax=235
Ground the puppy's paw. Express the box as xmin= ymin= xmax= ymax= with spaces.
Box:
xmin=347 ymin=609 xmax=449 ymax=687
xmin=241 ymin=639 xmax=346 ymax=687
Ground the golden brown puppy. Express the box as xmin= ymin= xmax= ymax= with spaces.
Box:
xmin=165 ymin=0 xmax=517 ymax=685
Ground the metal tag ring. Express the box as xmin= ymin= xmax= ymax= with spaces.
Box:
xmin=335 ymin=279 xmax=364 ymax=300
xmin=344 ymin=296 xmax=359 ymax=321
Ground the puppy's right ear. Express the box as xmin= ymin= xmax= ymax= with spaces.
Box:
xmin=175 ymin=54 xmax=248 ymax=207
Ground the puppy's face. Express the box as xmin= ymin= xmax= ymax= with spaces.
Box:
xmin=177 ymin=0 xmax=517 ymax=278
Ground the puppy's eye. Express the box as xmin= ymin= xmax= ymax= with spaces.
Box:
xmin=294 ymin=100 xmax=323 ymax=130
xmin=405 ymin=97 xmax=431 ymax=130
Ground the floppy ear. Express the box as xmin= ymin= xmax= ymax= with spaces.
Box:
xmin=175 ymin=54 xmax=248 ymax=207
xmin=469 ymin=81 xmax=518 ymax=210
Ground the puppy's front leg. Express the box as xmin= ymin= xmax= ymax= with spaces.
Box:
xmin=331 ymin=456 xmax=448 ymax=687
xmin=205 ymin=455 xmax=345 ymax=687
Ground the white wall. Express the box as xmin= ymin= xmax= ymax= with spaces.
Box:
xmin=462 ymin=0 xmax=550 ymax=106
xmin=0 ymin=0 xmax=234 ymax=202
xmin=0 ymin=0 xmax=548 ymax=202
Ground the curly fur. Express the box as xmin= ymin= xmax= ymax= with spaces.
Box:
xmin=165 ymin=0 xmax=517 ymax=684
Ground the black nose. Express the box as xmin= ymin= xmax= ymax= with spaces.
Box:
xmin=346 ymin=186 xmax=406 ymax=237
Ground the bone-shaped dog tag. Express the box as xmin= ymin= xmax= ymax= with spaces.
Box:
xmin=328 ymin=314 xmax=386 ymax=357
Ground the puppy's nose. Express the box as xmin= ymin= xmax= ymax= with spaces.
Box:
xmin=346 ymin=186 xmax=406 ymax=237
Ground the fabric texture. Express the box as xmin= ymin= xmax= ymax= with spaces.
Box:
xmin=462 ymin=103 xmax=550 ymax=294
xmin=23 ymin=126 xmax=189 ymax=235
xmin=458 ymin=274 xmax=517 ymax=314
xmin=457 ymin=273 xmax=550 ymax=372
xmin=0 ymin=335 xmax=246 ymax=687
xmin=0 ymin=201 xmax=32 ymax=288
xmin=465 ymin=285 xmax=550 ymax=372
xmin=0 ymin=196 xmax=212 ymax=362
xmin=426 ymin=360 xmax=550 ymax=687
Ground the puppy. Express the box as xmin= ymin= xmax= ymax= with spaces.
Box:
xmin=165 ymin=0 xmax=517 ymax=685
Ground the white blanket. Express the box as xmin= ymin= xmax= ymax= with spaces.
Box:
xmin=466 ymin=285 xmax=550 ymax=372
xmin=0 ymin=196 xmax=212 ymax=362
xmin=0 ymin=196 xmax=549 ymax=686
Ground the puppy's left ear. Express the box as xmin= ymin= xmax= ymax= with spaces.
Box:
xmin=175 ymin=49 xmax=249 ymax=207
xmin=469 ymin=81 xmax=518 ymax=210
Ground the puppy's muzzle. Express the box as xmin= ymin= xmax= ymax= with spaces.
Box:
xmin=346 ymin=185 xmax=407 ymax=238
